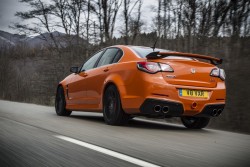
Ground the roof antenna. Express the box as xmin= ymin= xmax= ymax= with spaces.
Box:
xmin=151 ymin=36 xmax=159 ymax=51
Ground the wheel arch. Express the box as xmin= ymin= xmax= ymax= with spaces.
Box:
xmin=56 ymin=83 xmax=68 ymax=104
xmin=56 ymin=83 xmax=62 ymax=90
xmin=102 ymin=82 xmax=120 ymax=106
xmin=101 ymin=75 xmax=127 ymax=110
xmin=56 ymin=84 xmax=65 ymax=95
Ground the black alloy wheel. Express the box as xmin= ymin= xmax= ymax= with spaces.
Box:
xmin=55 ymin=86 xmax=72 ymax=116
xmin=103 ymin=85 xmax=129 ymax=125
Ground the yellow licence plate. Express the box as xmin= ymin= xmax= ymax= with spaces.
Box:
xmin=179 ymin=89 xmax=208 ymax=98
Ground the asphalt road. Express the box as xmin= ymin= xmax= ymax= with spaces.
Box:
xmin=0 ymin=100 xmax=249 ymax=167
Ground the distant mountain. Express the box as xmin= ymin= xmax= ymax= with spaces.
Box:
xmin=0 ymin=30 xmax=86 ymax=48
xmin=26 ymin=31 xmax=66 ymax=48
xmin=0 ymin=30 xmax=29 ymax=47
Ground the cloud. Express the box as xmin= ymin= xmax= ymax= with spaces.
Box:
xmin=0 ymin=0 xmax=30 ymax=33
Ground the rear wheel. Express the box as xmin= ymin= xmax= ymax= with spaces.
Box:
xmin=55 ymin=86 xmax=72 ymax=116
xmin=103 ymin=85 xmax=129 ymax=125
xmin=181 ymin=116 xmax=210 ymax=129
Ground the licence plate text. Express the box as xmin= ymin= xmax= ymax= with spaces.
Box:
xmin=179 ymin=89 xmax=208 ymax=98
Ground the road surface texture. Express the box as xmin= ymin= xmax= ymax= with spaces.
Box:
xmin=0 ymin=100 xmax=249 ymax=167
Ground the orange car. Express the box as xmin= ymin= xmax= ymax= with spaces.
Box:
xmin=55 ymin=45 xmax=226 ymax=129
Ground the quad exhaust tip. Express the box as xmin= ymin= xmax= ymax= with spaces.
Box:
xmin=217 ymin=109 xmax=222 ymax=116
xmin=212 ymin=109 xmax=223 ymax=117
xmin=154 ymin=105 xmax=169 ymax=114
xmin=154 ymin=105 xmax=161 ymax=112
xmin=162 ymin=106 xmax=169 ymax=114
xmin=212 ymin=109 xmax=218 ymax=117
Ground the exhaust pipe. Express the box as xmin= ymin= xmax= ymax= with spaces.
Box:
xmin=154 ymin=105 xmax=161 ymax=112
xmin=162 ymin=106 xmax=169 ymax=114
xmin=212 ymin=109 xmax=218 ymax=117
xmin=217 ymin=109 xmax=222 ymax=116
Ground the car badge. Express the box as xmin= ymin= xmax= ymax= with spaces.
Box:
xmin=191 ymin=68 xmax=196 ymax=74
xmin=166 ymin=75 xmax=176 ymax=78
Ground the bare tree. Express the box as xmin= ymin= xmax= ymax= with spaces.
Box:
xmin=163 ymin=0 xmax=167 ymax=38
xmin=85 ymin=0 xmax=91 ymax=56
xmin=182 ymin=0 xmax=197 ymax=51
xmin=94 ymin=0 xmax=104 ymax=43
xmin=14 ymin=0 xmax=59 ymax=49
xmin=157 ymin=0 xmax=162 ymax=37
xmin=92 ymin=0 xmax=122 ymax=43
xmin=52 ymin=0 xmax=72 ymax=35
xmin=212 ymin=0 xmax=231 ymax=37
xmin=229 ymin=0 xmax=250 ymax=38
xmin=68 ymin=0 xmax=86 ymax=45
xmin=130 ymin=0 xmax=143 ymax=44
xmin=176 ymin=0 xmax=183 ymax=37
xmin=123 ymin=0 xmax=141 ymax=44
xmin=198 ymin=0 xmax=213 ymax=37
xmin=102 ymin=0 xmax=122 ymax=41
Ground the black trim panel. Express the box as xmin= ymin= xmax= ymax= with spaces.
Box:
xmin=139 ymin=98 xmax=184 ymax=117
xmin=196 ymin=104 xmax=225 ymax=117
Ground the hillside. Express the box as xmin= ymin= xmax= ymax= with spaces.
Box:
xmin=0 ymin=30 xmax=86 ymax=49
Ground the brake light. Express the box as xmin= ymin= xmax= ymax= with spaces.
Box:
xmin=137 ymin=62 xmax=160 ymax=73
xmin=210 ymin=68 xmax=226 ymax=80
xmin=219 ymin=69 xmax=226 ymax=80
xmin=137 ymin=62 xmax=174 ymax=74
xmin=210 ymin=68 xmax=220 ymax=77
xmin=160 ymin=63 xmax=174 ymax=72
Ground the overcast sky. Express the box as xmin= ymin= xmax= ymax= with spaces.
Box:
xmin=0 ymin=0 xmax=29 ymax=32
xmin=0 ymin=0 xmax=156 ymax=35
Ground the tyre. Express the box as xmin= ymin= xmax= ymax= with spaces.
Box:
xmin=181 ymin=116 xmax=210 ymax=129
xmin=55 ymin=86 xmax=72 ymax=116
xmin=103 ymin=85 xmax=129 ymax=125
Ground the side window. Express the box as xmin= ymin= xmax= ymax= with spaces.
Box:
xmin=97 ymin=48 xmax=119 ymax=67
xmin=81 ymin=50 xmax=103 ymax=71
xmin=112 ymin=49 xmax=123 ymax=63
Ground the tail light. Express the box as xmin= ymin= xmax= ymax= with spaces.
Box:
xmin=210 ymin=68 xmax=226 ymax=81
xmin=137 ymin=62 xmax=174 ymax=74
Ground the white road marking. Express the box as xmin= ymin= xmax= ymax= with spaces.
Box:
xmin=55 ymin=135 xmax=161 ymax=167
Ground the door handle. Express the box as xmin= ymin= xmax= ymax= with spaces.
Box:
xmin=81 ymin=73 xmax=88 ymax=77
xmin=103 ymin=68 xmax=109 ymax=72
xmin=83 ymin=73 xmax=88 ymax=77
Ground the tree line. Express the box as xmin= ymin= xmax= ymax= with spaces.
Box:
xmin=13 ymin=0 xmax=249 ymax=50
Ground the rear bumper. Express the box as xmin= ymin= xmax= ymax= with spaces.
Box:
xmin=120 ymin=70 xmax=226 ymax=116
xmin=139 ymin=98 xmax=225 ymax=118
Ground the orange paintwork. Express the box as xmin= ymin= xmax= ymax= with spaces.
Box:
xmin=59 ymin=45 xmax=226 ymax=116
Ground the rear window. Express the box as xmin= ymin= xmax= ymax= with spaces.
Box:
xmin=129 ymin=46 xmax=192 ymax=60
xmin=130 ymin=46 xmax=169 ymax=58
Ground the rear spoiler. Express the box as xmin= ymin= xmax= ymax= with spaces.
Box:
xmin=146 ymin=51 xmax=223 ymax=65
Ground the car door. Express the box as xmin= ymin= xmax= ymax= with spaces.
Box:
xmin=83 ymin=48 xmax=123 ymax=109
xmin=67 ymin=50 xmax=104 ymax=107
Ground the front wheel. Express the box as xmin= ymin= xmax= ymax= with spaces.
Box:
xmin=103 ymin=85 xmax=129 ymax=125
xmin=55 ymin=86 xmax=72 ymax=116
xmin=181 ymin=116 xmax=210 ymax=129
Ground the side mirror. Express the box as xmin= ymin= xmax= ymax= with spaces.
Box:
xmin=70 ymin=67 xmax=79 ymax=73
